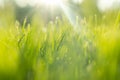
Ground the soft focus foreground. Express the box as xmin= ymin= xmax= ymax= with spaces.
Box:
xmin=0 ymin=0 xmax=120 ymax=80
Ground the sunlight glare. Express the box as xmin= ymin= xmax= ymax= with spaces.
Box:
xmin=15 ymin=0 xmax=28 ymax=7
xmin=0 ymin=0 xmax=4 ymax=7
xmin=40 ymin=0 xmax=62 ymax=6
xmin=97 ymin=0 xmax=120 ymax=11
xmin=73 ymin=0 xmax=83 ymax=4
xmin=60 ymin=3 xmax=77 ymax=29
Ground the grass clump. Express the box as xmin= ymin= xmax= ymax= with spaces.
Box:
xmin=0 ymin=11 xmax=120 ymax=80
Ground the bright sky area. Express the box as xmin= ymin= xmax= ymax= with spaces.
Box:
xmin=0 ymin=0 xmax=120 ymax=11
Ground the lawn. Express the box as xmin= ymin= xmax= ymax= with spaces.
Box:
xmin=0 ymin=2 xmax=120 ymax=80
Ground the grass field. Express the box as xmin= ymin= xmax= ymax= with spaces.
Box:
xmin=0 ymin=5 xmax=120 ymax=80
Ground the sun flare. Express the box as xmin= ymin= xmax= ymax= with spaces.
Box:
xmin=40 ymin=0 xmax=62 ymax=6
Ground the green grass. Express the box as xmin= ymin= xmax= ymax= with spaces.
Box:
xmin=0 ymin=9 xmax=120 ymax=80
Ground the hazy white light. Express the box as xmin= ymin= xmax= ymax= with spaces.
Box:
xmin=0 ymin=0 xmax=4 ymax=7
xmin=73 ymin=0 xmax=83 ymax=4
xmin=15 ymin=0 xmax=28 ymax=7
xmin=28 ymin=0 xmax=39 ymax=6
xmin=28 ymin=0 xmax=64 ymax=7
xmin=60 ymin=4 xmax=77 ymax=28
xmin=97 ymin=0 xmax=120 ymax=11
xmin=40 ymin=0 xmax=62 ymax=6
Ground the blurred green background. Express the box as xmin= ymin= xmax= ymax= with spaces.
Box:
xmin=0 ymin=0 xmax=120 ymax=80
